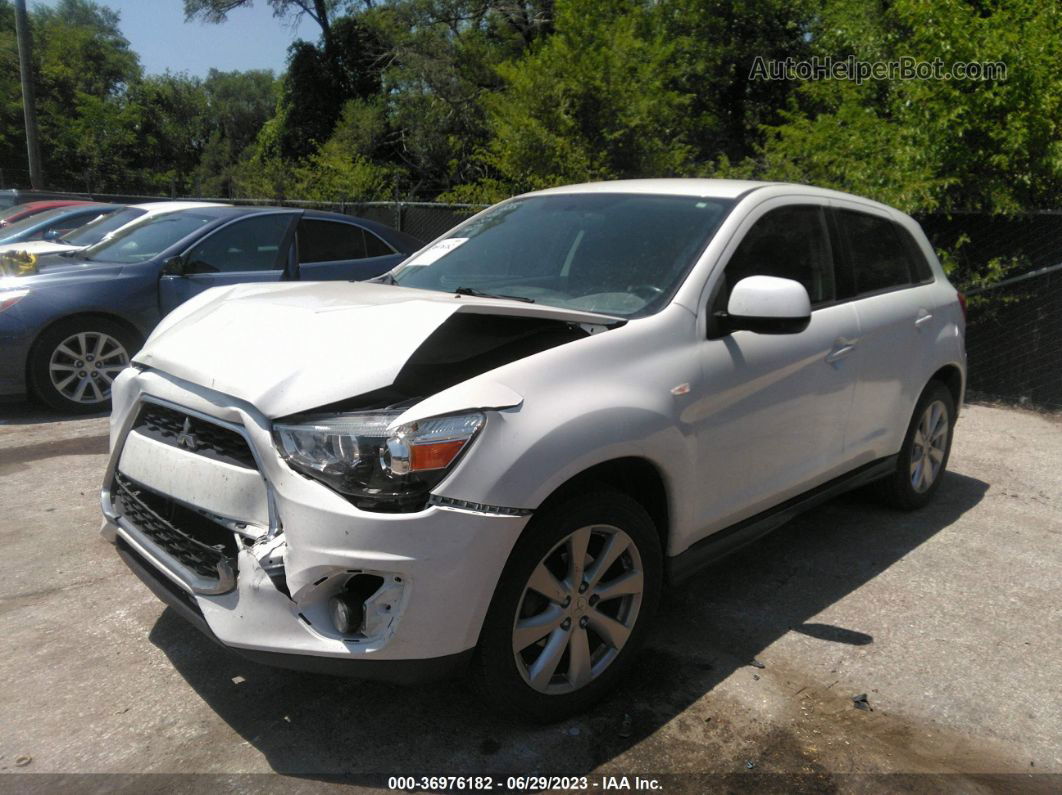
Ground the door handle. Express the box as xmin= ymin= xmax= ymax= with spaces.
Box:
xmin=915 ymin=311 xmax=934 ymax=328
xmin=826 ymin=339 xmax=858 ymax=364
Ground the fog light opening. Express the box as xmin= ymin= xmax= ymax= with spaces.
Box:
xmin=328 ymin=594 xmax=364 ymax=635
xmin=329 ymin=573 xmax=385 ymax=636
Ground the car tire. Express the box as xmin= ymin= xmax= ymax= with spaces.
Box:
xmin=473 ymin=489 xmax=662 ymax=722
xmin=28 ymin=317 xmax=137 ymax=414
xmin=875 ymin=380 xmax=956 ymax=510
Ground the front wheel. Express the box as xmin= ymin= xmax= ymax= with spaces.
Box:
xmin=474 ymin=490 xmax=662 ymax=721
xmin=29 ymin=318 xmax=136 ymax=414
xmin=876 ymin=381 xmax=956 ymax=509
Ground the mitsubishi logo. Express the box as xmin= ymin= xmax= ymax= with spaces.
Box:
xmin=176 ymin=417 xmax=198 ymax=451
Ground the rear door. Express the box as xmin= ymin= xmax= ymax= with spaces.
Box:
xmin=831 ymin=204 xmax=938 ymax=461
xmin=295 ymin=218 xmax=404 ymax=281
xmin=158 ymin=213 xmax=297 ymax=314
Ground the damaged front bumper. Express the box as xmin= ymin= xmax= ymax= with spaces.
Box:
xmin=100 ymin=368 xmax=531 ymax=681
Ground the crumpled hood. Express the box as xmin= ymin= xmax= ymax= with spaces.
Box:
xmin=135 ymin=281 xmax=620 ymax=418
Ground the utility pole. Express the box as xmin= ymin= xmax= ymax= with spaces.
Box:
xmin=14 ymin=0 xmax=44 ymax=189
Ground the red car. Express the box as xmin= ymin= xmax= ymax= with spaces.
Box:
xmin=0 ymin=200 xmax=103 ymax=228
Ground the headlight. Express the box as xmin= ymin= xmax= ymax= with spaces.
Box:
xmin=273 ymin=410 xmax=485 ymax=512
xmin=0 ymin=288 xmax=29 ymax=313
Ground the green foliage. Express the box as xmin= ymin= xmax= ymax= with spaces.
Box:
xmin=753 ymin=0 xmax=1062 ymax=213
xmin=479 ymin=0 xmax=692 ymax=192
xmin=1 ymin=0 xmax=1059 ymax=221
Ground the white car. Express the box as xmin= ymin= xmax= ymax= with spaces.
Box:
xmin=0 ymin=200 xmax=227 ymax=260
xmin=100 ymin=180 xmax=966 ymax=719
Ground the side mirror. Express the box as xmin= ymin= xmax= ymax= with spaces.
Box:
xmin=719 ymin=275 xmax=811 ymax=334
xmin=161 ymin=255 xmax=186 ymax=277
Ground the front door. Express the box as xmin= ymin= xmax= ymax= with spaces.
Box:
xmin=691 ymin=201 xmax=861 ymax=536
xmin=158 ymin=213 xmax=297 ymax=315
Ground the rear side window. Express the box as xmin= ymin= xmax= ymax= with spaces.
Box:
xmin=298 ymin=219 xmax=367 ymax=262
xmin=723 ymin=205 xmax=836 ymax=306
xmin=836 ymin=210 xmax=914 ymax=294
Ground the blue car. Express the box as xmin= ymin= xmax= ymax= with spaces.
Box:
xmin=0 ymin=203 xmax=123 ymax=245
xmin=0 ymin=206 xmax=422 ymax=412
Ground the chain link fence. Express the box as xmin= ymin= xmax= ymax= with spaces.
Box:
xmin=961 ymin=264 xmax=1062 ymax=410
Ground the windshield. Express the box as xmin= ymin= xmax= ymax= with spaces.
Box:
xmin=61 ymin=207 xmax=146 ymax=246
xmin=82 ymin=212 xmax=215 ymax=263
xmin=392 ymin=194 xmax=735 ymax=317
xmin=0 ymin=207 xmax=73 ymax=238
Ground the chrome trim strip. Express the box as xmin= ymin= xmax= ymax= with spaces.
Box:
xmin=428 ymin=494 xmax=532 ymax=517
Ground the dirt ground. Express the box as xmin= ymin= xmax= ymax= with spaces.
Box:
xmin=0 ymin=400 xmax=1059 ymax=792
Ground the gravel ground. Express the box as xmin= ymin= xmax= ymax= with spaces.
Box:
xmin=0 ymin=400 xmax=1059 ymax=792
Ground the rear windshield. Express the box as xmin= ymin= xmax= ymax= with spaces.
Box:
xmin=62 ymin=207 xmax=146 ymax=246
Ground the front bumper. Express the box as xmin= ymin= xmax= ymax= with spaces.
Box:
xmin=101 ymin=368 xmax=530 ymax=677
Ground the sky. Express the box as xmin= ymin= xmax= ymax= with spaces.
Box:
xmin=36 ymin=0 xmax=315 ymax=77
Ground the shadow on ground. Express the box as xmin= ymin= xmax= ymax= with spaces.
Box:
xmin=148 ymin=471 xmax=988 ymax=779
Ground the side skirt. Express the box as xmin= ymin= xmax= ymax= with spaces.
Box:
xmin=667 ymin=456 xmax=897 ymax=585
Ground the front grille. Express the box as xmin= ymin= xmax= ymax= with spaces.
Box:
xmin=113 ymin=472 xmax=238 ymax=583
xmin=132 ymin=403 xmax=257 ymax=469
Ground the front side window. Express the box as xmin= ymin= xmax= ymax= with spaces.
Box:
xmin=836 ymin=209 xmax=913 ymax=294
xmin=722 ymin=205 xmax=835 ymax=306
xmin=392 ymin=194 xmax=735 ymax=317
xmin=83 ymin=212 xmax=215 ymax=264
xmin=298 ymin=220 xmax=367 ymax=262
xmin=185 ymin=214 xmax=294 ymax=274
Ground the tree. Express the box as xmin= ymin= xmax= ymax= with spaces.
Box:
xmin=752 ymin=0 xmax=1062 ymax=213
xmin=184 ymin=0 xmax=344 ymax=49
xmin=454 ymin=0 xmax=691 ymax=199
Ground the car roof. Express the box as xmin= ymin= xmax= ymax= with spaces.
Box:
xmin=14 ymin=200 xmax=101 ymax=212
xmin=131 ymin=201 xmax=230 ymax=215
xmin=523 ymin=178 xmax=896 ymax=211
xmin=168 ymin=205 xmax=421 ymax=250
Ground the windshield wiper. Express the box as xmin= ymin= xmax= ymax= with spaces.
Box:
xmin=368 ymin=272 xmax=397 ymax=284
xmin=454 ymin=286 xmax=535 ymax=303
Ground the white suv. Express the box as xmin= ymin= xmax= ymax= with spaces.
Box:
xmin=100 ymin=180 xmax=965 ymax=720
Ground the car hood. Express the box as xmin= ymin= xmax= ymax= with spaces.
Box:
xmin=0 ymin=253 xmax=120 ymax=282
xmin=135 ymin=281 xmax=622 ymax=419
xmin=0 ymin=240 xmax=79 ymax=257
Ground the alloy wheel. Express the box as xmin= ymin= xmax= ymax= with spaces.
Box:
xmin=910 ymin=399 xmax=949 ymax=493
xmin=512 ymin=524 xmax=644 ymax=695
xmin=48 ymin=331 xmax=129 ymax=405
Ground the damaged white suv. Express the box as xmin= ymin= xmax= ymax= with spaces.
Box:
xmin=101 ymin=180 xmax=966 ymax=719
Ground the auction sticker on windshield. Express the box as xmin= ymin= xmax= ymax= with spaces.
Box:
xmin=406 ymin=238 xmax=468 ymax=266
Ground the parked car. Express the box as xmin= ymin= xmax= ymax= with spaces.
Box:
xmin=0 ymin=200 xmax=115 ymax=233
xmin=0 ymin=189 xmax=85 ymax=211
xmin=99 ymin=180 xmax=966 ymax=720
xmin=0 ymin=201 xmax=227 ymax=261
xmin=0 ymin=203 xmax=122 ymax=245
xmin=0 ymin=206 xmax=421 ymax=411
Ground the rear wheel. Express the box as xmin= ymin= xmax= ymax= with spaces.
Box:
xmin=29 ymin=318 xmax=136 ymax=414
xmin=876 ymin=381 xmax=956 ymax=509
xmin=474 ymin=490 xmax=662 ymax=721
